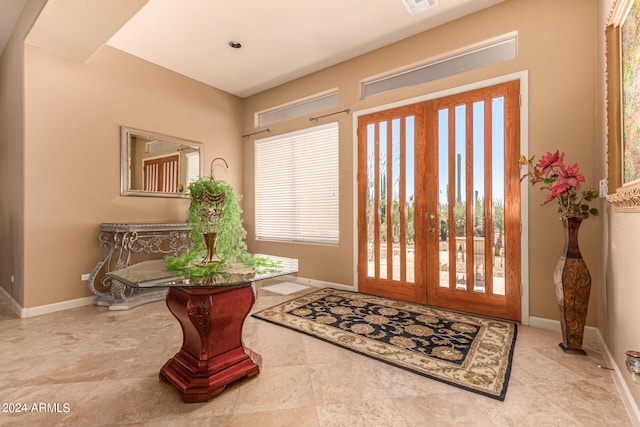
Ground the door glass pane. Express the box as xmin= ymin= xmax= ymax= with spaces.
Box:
xmin=392 ymin=119 xmax=401 ymax=281
xmin=379 ymin=121 xmax=388 ymax=279
xmin=438 ymin=108 xmax=449 ymax=288
xmin=454 ymin=105 xmax=466 ymax=290
xmin=406 ymin=116 xmax=415 ymax=283
xmin=492 ymin=97 xmax=505 ymax=296
xmin=365 ymin=116 xmax=416 ymax=284
xmin=473 ymin=101 xmax=485 ymax=293
xmin=367 ymin=123 xmax=376 ymax=277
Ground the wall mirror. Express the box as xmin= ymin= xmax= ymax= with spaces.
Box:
xmin=121 ymin=126 xmax=204 ymax=197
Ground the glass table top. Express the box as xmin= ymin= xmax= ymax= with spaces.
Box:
xmin=106 ymin=254 xmax=298 ymax=288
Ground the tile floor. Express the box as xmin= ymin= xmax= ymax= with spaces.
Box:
xmin=0 ymin=280 xmax=633 ymax=426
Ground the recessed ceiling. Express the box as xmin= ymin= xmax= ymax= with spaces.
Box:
xmin=106 ymin=0 xmax=505 ymax=98
xmin=0 ymin=0 xmax=28 ymax=57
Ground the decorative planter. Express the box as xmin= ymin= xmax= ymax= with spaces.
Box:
xmin=201 ymin=232 xmax=220 ymax=264
xmin=553 ymin=216 xmax=591 ymax=355
xmin=625 ymin=351 xmax=640 ymax=383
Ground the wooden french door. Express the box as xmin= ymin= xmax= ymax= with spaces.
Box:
xmin=357 ymin=80 xmax=521 ymax=321
xmin=357 ymin=104 xmax=427 ymax=304
xmin=143 ymin=154 xmax=179 ymax=192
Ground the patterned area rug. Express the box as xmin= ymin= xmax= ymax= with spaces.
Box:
xmin=252 ymin=288 xmax=517 ymax=400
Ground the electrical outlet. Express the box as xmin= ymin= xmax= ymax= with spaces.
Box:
xmin=599 ymin=178 xmax=607 ymax=198
xmin=10 ymin=275 xmax=14 ymax=284
xmin=81 ymin=273 xmax=90 ymax=281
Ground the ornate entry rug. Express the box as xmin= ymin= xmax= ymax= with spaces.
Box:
xmin=252 ymin=288 xmax=517 ymax=400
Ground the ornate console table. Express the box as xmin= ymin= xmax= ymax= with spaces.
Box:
xmin=88 ymin=222 xmax=192 ymax=310
xmin=106 ymin=255 xmax=298 ymax=402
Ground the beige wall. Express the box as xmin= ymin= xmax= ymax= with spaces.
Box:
xmin=20 ymin=44 xmax=243 ymax=308
xmin=3 ymin=0 xmax=637 ymax=413
xmin=243 ymin=0 xmax=600 ymax=324
xmin=2 ymin=0 xmax=604 ymax=329
xmin=598 ymin=0 xmax=640 ymax=410
xmin=0 ymin=0 xmax=47 ymax=306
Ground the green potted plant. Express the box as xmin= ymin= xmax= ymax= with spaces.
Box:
xmin=187 ymin=177 xmax=228 ymax=265
xmin=166 ymin=174 xmax=276 ymax=280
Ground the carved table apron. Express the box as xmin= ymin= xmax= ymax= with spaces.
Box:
xmin=88 ymin=222 xmax=191 ymax=310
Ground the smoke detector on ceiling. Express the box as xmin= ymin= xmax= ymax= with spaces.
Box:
xmin=401 ymin=0 xmax=439 ymax=16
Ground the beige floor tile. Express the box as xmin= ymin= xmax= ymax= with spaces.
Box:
xmin=233 ymin=365 xmax=316 ymax=414
xmin=244 ymin=321 xmax=308 ymax=368
xmin=229 ymin=406 xmax=319 ymax=427
xmin=316 ymin=398 xmax=409 ymax=427
xmin=393 ymin=393 xmax=499 ymax=426
xmin=144 ymin=414 xmax=233 ymax=427
xmin=0 ymin=284 xmax=634 ymax=426
xmin=530 ymin=378 xmax=632 ymax=426
xmin=308 ymin=358 xmax=391 ymax=406
xmin=372 ymin=359 xmax=463 ymax=398
xmin=470 ymin=383 xmax=585 ymax=426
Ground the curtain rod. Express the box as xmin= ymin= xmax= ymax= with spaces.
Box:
xmin=242 ymin=128 xmax=270 ymax=139
xmin=309 ymin=108 xmax=351 ymax=122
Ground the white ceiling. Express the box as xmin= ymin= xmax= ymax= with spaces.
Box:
xmin=106 ymin=0 xmax=505 ymax=98
xmin=2 ymin=0 xmax=504 ymax=97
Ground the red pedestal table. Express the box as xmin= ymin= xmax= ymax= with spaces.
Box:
xmin=159 ymin=283 xmax=260 ymax=402
xmin=106 ymin=255 xmax=298 ymax=403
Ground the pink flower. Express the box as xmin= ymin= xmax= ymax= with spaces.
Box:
xmin=536 ymin=150 xmax=565 ymax=177
xmin=548 ymin=180 xmax=570 ymax=197
xmin=543 ymin=181 xmax=571 ymax=204
xmin=522 ymin=151 xmax=598 ymax=218
xmin=555 ymin=163 xmax=585 ymax=190
xmin=543 ymin=192 xmax=557 ymax=204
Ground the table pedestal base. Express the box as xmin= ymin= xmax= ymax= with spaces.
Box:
xmin=159 ymin=283 xmax=260 ymax=403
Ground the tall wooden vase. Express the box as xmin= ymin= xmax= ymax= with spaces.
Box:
xmin=553 ymin=216 xmax=591 ymax=355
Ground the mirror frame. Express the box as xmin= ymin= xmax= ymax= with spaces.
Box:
xmin=120 ymin=126 xmax=204 ymax=198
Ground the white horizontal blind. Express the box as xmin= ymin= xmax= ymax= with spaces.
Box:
xmin=255 ymin=122 xmax=339 ymax=245
xmin=185 ymin=152 xmax=199 ymax=185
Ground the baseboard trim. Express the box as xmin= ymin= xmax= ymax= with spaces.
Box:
xmin=527 ymin=315 xmax=598 ymax=338
xmin=596 ymin=330 xmax=640 ymax=426
xmin=0 ymin=285 xmax=95 ymax=319
xmin=284 ymin=275 xmax=354 ymax=292
xmin=0 ymin=285 xmax=23 ymax=318
xmin=22 ymin=296 xmax=96 ymax=318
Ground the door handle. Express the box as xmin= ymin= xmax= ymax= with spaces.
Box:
xmin=428 ymin=227 xmax=436 ymax=233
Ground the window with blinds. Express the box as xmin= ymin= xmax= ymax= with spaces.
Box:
xmin=185 ymin=151 xmax=200 ymax=185
xmin=255 ymin=122 xmax=339 ymax=245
